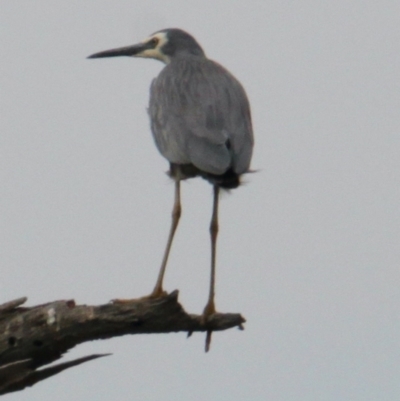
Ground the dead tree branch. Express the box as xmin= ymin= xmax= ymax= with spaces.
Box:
xmin=0 ymin=291 xmax=245 ymax=395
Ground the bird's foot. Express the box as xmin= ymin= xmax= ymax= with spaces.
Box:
xmin=149 ymin=285 xmax=168 ymax=298
xmin=202 ymin=301 xmax=216 ymax=322
xmin=111 ymin=297 xmax=139 ymax=304
xmin=111 ymin=287 xmax=168 ymax=304
xmin=201 ymin=300 xmax=217 ymax=352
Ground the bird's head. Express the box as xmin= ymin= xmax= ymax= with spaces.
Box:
xmin=88 ymin=28 xmax=205 ymax=64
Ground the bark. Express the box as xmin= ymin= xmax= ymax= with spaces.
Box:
xmin=0 ymin=292 xmax=245 ymax=395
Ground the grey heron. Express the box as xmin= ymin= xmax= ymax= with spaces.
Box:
xmin=88 ymin=28 xmax=254 ymax=350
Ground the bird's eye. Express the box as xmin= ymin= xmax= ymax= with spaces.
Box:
xmin=148 ymin=38 xmax=159 ymax=47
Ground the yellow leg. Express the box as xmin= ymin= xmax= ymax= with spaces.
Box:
xmin=203 ymin=185 xmax=219 ymax=351
xmin=150 ymin=180 xmax=181 ymax=297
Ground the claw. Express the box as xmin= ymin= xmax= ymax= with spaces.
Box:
xmin=205 ymin=330 xmax=212 ymax=352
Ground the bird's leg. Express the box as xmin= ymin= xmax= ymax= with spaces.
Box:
xmin=204 ymin=185 xmax=219 ymax=315
xmin=112 ymin=181 xmax=181 ymax=304
xmin=150 ymin=180 xmax=181 ymax=297
xmin=203 ymin=185 xmax=219 ymax=351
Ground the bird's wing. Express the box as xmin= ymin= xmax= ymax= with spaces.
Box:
xmin=149 ymin=59 xmax=253 ymax=175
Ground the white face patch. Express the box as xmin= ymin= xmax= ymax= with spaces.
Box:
xmin=137 ymin=32 xmax=170 ymax=64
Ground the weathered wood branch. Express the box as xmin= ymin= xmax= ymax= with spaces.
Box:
xmin=0 ymin=291 xmax=245 ymax=395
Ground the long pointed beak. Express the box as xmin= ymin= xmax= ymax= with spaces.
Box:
xmin=87 ymin=43 xmax=147 ymax=59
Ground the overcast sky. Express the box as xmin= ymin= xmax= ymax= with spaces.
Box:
xmin=1 ymin=1 xmax=400 ymax=400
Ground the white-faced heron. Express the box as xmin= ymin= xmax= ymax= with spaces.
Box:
xmin=88 ymin=28 xmax=254 ymax=350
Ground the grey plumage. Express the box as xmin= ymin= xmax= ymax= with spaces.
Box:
xmin=149 ymin=53 xmax=253 ymax=183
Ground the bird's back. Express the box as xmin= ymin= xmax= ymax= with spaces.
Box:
xmin=149 ymin=56 xmax=253 ymax=186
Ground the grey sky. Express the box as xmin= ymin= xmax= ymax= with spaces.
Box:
xmin=1 ymin=1 xmax=400 ymax=400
